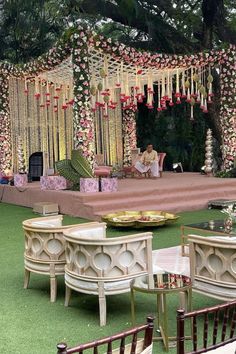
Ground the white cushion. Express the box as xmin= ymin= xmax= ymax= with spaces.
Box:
xmin=209 ymin=236 xmax=236 ymax=241
xmin=206 ymin=341 xmax=236 ymax=353
xmin=30 ymin=222 xmax=58 ymax=228
xmin=69 ymin=227 xmax=105 ymax=239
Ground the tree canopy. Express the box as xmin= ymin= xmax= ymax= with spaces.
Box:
xmin=0 ymin=0 xmax=235 ymax=63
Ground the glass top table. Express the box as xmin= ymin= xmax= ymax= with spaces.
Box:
xmin=130 ymin=273 xmax=192 ymax=351
xmin=131 ymin=273 xmax=191 ymax=293
xmin=180 ymin=219 xmax=236 ymax=256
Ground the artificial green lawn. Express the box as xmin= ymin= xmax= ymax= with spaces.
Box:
xmin=0 ymin=203 xmax=223 ymax=354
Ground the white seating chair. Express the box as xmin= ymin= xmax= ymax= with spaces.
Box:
xmin=63 ymin=227 xmax=154 ymax=326
xmin=22 ymin=215 xmax=101 ymax=302
xmin=188 ymin=234 xmax=236 ymax=300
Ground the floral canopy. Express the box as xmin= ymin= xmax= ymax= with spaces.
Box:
xmin=0 ymin=25 xmax=235 ymax=172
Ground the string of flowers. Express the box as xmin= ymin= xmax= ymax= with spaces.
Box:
xmin=220 ymin=48 xmax=236 ymax=171
xmin=123 ymin=108 xmax=137 ymax=166
xmin=72 ymin=26 xmax=95 ymax=168
xmin=0 ymin=63 xmax=12 ymax=171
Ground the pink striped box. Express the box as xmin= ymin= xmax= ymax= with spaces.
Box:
xmin=80 ymin=178 xmax=99 ymax=193
xmin=40 ymin=176 xmax=68 ymax=190
xmin=14 ymin=174 xmax=28 ymax=187
xmin=101 ymin=178 xmax=118 ymax=192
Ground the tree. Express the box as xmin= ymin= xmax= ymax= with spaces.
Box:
xmin=0 ymin=0 xmax=64 ymax=63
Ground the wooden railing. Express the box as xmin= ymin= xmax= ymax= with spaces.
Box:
xmin=57 ymin=316 xmax=154 ymax=354
xmin=177 ymin=301 xmax=236 ymax=354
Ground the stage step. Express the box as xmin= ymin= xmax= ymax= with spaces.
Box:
xmin=1 ymin=172 xmax=236 ymax=220
xmin=78 ymin=178 xmax=236 ymax=203
xmin=81 ymin=183 xmax=236 ymax=218
xmin=85 ymin=186 xmax=236 ymax=211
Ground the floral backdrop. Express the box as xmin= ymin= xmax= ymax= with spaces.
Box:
xmin=0 ymin=64 xmax=11 ymax=171
xmin=73 ymin=27 xmax=95 ymax=166
xmin=220 ymin=46 xmax=236 ymax=170
xmin=123 ymin=109 xmax=137 ymax=166
xmin=0 ymin=25 xmax=235 ymax=172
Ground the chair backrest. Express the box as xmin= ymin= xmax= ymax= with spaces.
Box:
xmin=188 ymin=234 xmax=236 ymax=300
xmin=28 ymin=151 xmax=43 ymax=181
xmin=22 ymin=217 xmax=100 ymax=263
xmin=131 ymin=150 xmax=141 ymax=166
xmin=63 ymin=231 xmax=153 ymax=281
xmin=158 ymin=152 xmax=166 ymax=171
xmin=95 ymin=154 xmax=105 ymax=166
xmin=177 ymin=300 xmax=236 ymax=354
xmin=56 ymin=316 xmax=154 ymax=354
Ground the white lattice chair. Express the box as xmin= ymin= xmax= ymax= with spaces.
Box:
xmin=188 ymin=234 xmax=236 ymax=300
xmin=63 ymin=228 xmax=155 ymax=326
xmin=22 ymin=215 xmax=103 ymax=302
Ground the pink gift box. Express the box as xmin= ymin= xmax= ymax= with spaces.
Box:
xmin=80 ymin=178 xmax=99 ymax=193
xmin=14 ymin=174 xmax=28 ymax=187
xmin=40 ymin=176 xmax=68 ymax=190
xmin=101 ymin=178 xmax=118 ymax=192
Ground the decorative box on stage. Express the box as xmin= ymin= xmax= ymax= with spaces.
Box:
xmin=33 ymin=202 xmax=59 ymax=216
xmin=14 ymin=174 xmax=28 ymax=187
xmin=40 ymin=176 xmax=68 ymax=190
xmin=80 ymin=178 xmax=99 ymax=193
xmin=101 ymin=177 xmax=118 ymax=192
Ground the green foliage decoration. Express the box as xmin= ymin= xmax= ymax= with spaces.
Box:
xmin=55 ymin=150 xmax=94 ymax=190
xmin=55 ymin=159 xmax=80 ymax=184
xmin=215 ymin=168 xmax=236 ymax=178
xmin=71 ymin=150 xmax=94 ymax=178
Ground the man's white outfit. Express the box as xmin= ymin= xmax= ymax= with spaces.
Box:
xmin=135 ymin=150 xmax=160 ymax=177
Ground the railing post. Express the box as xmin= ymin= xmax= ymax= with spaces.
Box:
xmin=144 ymin=316 xmax=154 ymax=348
xmin=57 ymin=342 xmax=68 ymax=354
xmin=177 ymin=309 xmax=185 ymax=354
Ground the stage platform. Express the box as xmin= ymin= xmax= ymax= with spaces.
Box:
xmin=1 ymin=172 xmax=236 ymax=220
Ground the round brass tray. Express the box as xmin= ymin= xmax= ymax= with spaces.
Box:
xmin=102 ymin=210 xmax=180 ymax=228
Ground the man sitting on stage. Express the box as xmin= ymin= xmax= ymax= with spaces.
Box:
xmin=135 ymin=144 xmax=160 ymax=178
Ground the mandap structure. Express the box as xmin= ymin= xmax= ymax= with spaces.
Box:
xmin=0 ymin=25 xmax=235 ymax=173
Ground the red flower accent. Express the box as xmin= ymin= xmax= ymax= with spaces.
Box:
xmin=175 ymin=92 xmax=181 ymax=98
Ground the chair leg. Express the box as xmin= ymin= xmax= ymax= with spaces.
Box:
xmin=50 ymin=275 xmax=57 ymax=302
xmin=98 ymin=293 xmax=107 ymax=326
xmin=24 ymin=269 xmax=31 ymax=289
xmin=65 ymin=285 xmax=72 ymax=307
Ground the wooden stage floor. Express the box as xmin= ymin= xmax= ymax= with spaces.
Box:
xmin=1 ymin=172 xmax=236 ymax=220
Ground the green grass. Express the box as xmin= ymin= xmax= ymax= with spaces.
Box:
xmin=0 ymin=203 xmax=223 ymax=354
